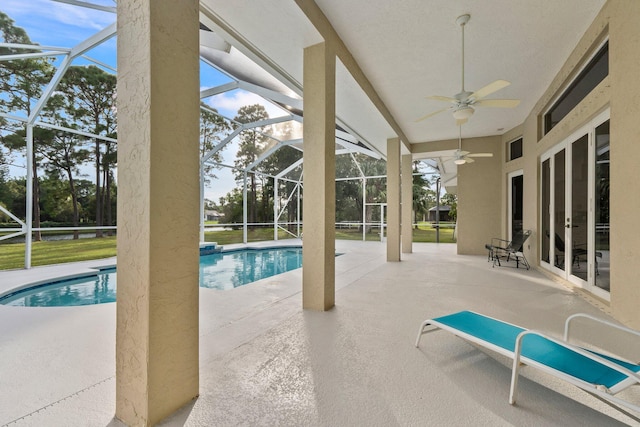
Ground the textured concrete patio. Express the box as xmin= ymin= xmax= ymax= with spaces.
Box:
xmin=0 ymin=241 xmax=638 ymax=426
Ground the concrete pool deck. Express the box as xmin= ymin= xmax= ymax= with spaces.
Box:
xmin=0 ymin=240 xmax=639 ymax=426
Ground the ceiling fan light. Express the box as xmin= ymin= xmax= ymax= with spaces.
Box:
xmin=452 ymin=106 xmax=474 ymax=120
xmin=454 ymin=158 xmax=466 ymax=165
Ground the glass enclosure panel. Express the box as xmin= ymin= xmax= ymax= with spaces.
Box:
xmin=571 ymin=135 xmax=589 ymax=281
xmin=511 ymin=175 xmax=523 ymax=237
xmin=554 ymin=150 xmax=566 ymax=270
xmin=595 ymin=120 xmax=610 ymax=291
xmin=541 ymin=160 xmax=550 ymax=263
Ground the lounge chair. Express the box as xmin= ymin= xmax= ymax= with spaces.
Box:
xmin=415 ymin=310 xmax=640 ymax=414
xmin=485 ymin=229 xmax=532 ymax=269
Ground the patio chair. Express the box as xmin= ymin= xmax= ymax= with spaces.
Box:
xmin=485 ymin=229 xmax=532 ymax=269
xmin=415 ymin=311 xmax=640 ymax=414
xmin=552 ymin=232 xmax=603 ymax=274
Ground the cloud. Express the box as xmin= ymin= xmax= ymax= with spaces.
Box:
xmin=2 ymin=0 xmax=115 ymax=45
xmin=207 ymin=90 xmax=287 ymax=120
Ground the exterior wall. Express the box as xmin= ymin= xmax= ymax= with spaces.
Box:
xmin=608 ymin=0 xmax=640 ymax=327
xmin=500 ymin=0 xmax=640 ymax=328
xmin=457 ymin=135 xmax=502 ymax=255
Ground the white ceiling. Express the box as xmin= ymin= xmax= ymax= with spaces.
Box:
xmin=201 ymin=0 xmax=606 ymax=155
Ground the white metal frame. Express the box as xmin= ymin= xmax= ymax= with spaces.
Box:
xmin=1 ymin=1 xmax=389 ymax=267
xmin=415 ymin=310 xmax=640 ymax=415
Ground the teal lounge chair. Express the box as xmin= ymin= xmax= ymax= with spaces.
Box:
xmin=415 ymin=311 xmax=640 ymax=414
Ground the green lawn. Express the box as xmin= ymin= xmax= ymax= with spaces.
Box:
xmin=0 ymin=236 xmax=117 ymax=270
xmin=0 ymin=224 xmax=455 ymax=270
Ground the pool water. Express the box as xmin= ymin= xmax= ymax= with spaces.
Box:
xmin=1 ymin=247 xmax=303 ymax=307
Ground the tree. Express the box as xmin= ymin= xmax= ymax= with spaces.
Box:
xmin=233 ymin=104 xmax=269 ymax=225
xmin=56 ymin=65 xmax=117 ymax=237
xmin=261 ymin=121 xmax=303 ymax=229
xmin=200 ymin=104 xmax=231 ymax=183
xmin=0 ymin=11 xmax=55 ymax=240
xmin=35 ymin=108 xmax=91 ymax=238
xmin=335 ymin=154 xmax=364 ymax=223
xmin=219 ymin=188 xmax=244 ymax=226
xmin=412 ymin=163 xmax=433 ymax=228
xmin=334 ymin=153 xmax=387 ymax=233
xmin=441 ymin=192 xmax=458 ymax=221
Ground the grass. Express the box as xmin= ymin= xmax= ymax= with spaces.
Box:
xmin=204 ymin=228 xmax=298 ymax=244
xmin=0 ymin=224 xmax=455 ymax=270
xmin=0 ymin=236 xmax=117 ymax=270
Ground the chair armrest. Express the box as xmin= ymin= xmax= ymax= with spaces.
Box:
xmin=564 ymin=313 xmax=640 ymax=358
xmin=490 ymin=237 xmax=509 ymax=249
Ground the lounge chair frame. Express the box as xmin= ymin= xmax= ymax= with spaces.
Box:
xmin=485 ymin=230 xmax=532 ymax=269
xmin=415 ymin=310 xmax=640 ymax=414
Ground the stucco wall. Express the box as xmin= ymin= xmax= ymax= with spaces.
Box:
xmin=457 ymin=135 xmax=502 ymax=255
xmin=608 ymin=0 xmax=640 ymax=327
xmin=500 ymin=0 xmax=640 ymax=327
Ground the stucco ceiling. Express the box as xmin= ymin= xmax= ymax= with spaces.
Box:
xmin=200 ymin=0 xmax=606 ymax=156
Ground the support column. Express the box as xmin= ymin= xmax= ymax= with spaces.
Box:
xmin=199 ymin=163 xmax=205 ymax=242
xmin=401 ymin=154 xmax=413 ymax=253
xmin=386 ymin=137 xmax=401 ymax=261
xmin=303 ymin=42 xmax=335 ymax=311
xmin=116 ymin=1 xmax=200 ymax=425
xmin=24 ymin=124 xmax=33 ymax=268
xmin=274 ymin=177 xmax=279 ymax=240
xmin=243 ymin=171 xmax=248 ymax=243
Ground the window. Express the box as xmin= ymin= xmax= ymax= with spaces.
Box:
xmin=544 ymin=41 xmax=608 ymax=134
xmin=509 ymin=137 xmax=523 ymax=161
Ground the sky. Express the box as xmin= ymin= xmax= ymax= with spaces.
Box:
xmin=1 ymin=0 xmax=287 ymax=203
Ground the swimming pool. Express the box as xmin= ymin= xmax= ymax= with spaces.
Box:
xmin=0 ymin=246 xmax=303 ymax=307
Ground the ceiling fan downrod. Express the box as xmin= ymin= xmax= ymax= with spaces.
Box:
xmin=456 ymin=14 xmax=470 ymax=94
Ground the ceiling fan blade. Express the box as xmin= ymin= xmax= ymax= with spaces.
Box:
xmin=427 ymin=95 xmax=458 ymax=103
xmin=470 ymin=79 xmax=510 ymax=100
xmin=467 ymin=153 xmax=494 ymax=158
xmin=458 ymin=150 xmax=470 ymax=156
xmin=464 ymin=157 xmax=475 ymax=163
xmin=474 ymin=99 xmax=520 ymax=108
xmin=415 ymin=107 xmax=450 ymax=122
xmin=455 ymin=117 xmax=468 ymax=126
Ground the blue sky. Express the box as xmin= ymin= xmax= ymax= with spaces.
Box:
xmin=2 ymin=0 xmax=287 ymax=202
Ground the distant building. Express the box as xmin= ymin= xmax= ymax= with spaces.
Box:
xmin=204 ymin=210 xmax=224 ymax=221
xmin=428 ymin=205 xmax=451 ymax=222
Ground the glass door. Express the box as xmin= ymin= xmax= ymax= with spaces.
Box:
xmin=508 ymin=170 xmax=523 ymax=239
xmin=540 ymin=110 xmax=610 ymax=298
xmin=540 ymin=145 xmax=566 ymax=275
xmin=594 ymin=120 xmax=610 ymax=291
xmin=569 ymin=134 xmax=589 ymax=284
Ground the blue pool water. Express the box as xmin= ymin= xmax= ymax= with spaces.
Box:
xmin=0 ymin=247 xmax=303 ymax=307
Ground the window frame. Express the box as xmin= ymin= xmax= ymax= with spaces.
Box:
xmin=542 ymin=38 xmax=609 ymax=135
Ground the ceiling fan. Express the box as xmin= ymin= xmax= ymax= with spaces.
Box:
xmin=416 ymin=14 xmax=520 ymax=125
xmin=447 ymin=126 xmax=493 ymax=165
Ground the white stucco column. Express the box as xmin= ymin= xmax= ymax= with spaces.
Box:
xmin=386 ymin=137 xmax=401 ymax=261
xmin=303 ymin=42 xmax=336 ymax=311
xmin=116 ymin=0 xmax=200 ymax=425
xmin=401 ymin=154 xmax=413 ymax=253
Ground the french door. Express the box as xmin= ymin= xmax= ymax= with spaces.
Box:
xmin=508 ymin=170 xmax=523 ymax=240
xmin=540 ymin=110 xmax=610 ymax=298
